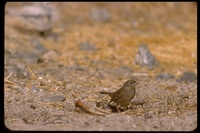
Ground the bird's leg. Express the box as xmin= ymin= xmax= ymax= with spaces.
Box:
xmin=107 ymin=102 xmax=120 ymax=113
xmin=116 ymin=105 xmax=121 ymax=113
xmin=123 ymin=105 xmax=128 ymax=111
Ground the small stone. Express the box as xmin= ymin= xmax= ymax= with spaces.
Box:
xmin=63 ymin=102 xmax=74 ymax=112
xmin=135 ymin=44 xmax=159 ymax=69
xmin=30 ymin=104 xmax=36 ymax=109
xmin=78 ymin=42 xmax=97 ymax=52
xmin=158 ymin=110 xmax=162 ymax=114
xmin=177 ymin=71 xmax=196 ymax=82
xmin=37 ymin=58 xmax=45 ymax=64
xmin=144 ymin=111 xmax=153 ymax=119
xmin=96 ymin=119 xmax=101 ymax=123
xmin=90 ymin=8 xmax=110 ymax=22
xmin=16 ymin=67 xmax=29 ymax=79
xmin=133 ymin=99 xmax=145 ymax=106
xmin=153 ymin=125 xmax=158 ymax=128
xmin=84 ymin=122 xmax=90 ymax=126
xmin=68 ymin=65 xmax=85 ymax=71
xmin=40 ymin=95 xmax=66 ymax=102
xmin=15 ymin=97 xmax=21 ymax=102
xmin=31 ymin=38 xmax=48 ymax=53
xmin=12 ymin=51 xmax=40 ymax=63
xmin=41 ymin=50 xmax=57 ymax=61
xmin=105 ymin=123 xmax=109 ymax=126
xmin=99 ymin=66 xmax=133 ymax=79
xmin=31 ymin=86 xmax=39 ymax=92
xmin=156 ymin=73 xmax=174 ymax=80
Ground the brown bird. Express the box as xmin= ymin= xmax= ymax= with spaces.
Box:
xmin=100 ymin=80 xmax=139 ymax=112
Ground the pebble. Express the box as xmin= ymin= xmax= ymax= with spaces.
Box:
xmin=78 ymin=42 xmax=97 ymax=52
xmin=144 ymin=110 xmax=154 ymax=119
xmin=133 ymin=99 xmax=145 ymax=106
xmin=12 ymin=51 xmax=40 ymax=63
xmin=156 ymin=73 xmax=174 ymax=80
xmin=177 ymin=71 xmax=196 ymax=82
xmin=40 ymin=95 xmax=66 ymax=102
xmin=84 ymin=121 xmax=90 ymax=126
xmin=31 ymin=38 xmax=48 ymax=53
xmin=16 ymin=67 xmax=29 ymax=79
xmin=90 ymin=8 xmax=110 ymax=22
xmin=135 ymin=44 xmax=159 ymax=69
xmin=30 ymin=104 xmax=36 ymax=109
xmin=63 ymin=102 xmax=74 ymax=112
xmin=31 ymin=86 xmax=40 ymax=92
xmin=68 ymin=65 xmax=86 ymax=71
xmin=41 ymin=50 xmax=57 ymax=61
xmin=99 ymin=66 xmax=133 ymax=79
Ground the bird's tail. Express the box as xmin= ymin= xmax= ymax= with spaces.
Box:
xmin=100 ymin=91 xmax=113 ymax=97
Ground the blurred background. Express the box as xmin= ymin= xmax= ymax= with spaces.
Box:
xmin=5 ymin=2 xmax=197 ymax=76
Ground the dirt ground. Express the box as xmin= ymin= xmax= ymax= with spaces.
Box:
xmin=4 ymin=2 xmax=197 ymax=131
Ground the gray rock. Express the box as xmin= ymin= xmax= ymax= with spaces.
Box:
xmin=68 ymin=65 xmax=86 ymax=71
xmin=12 ymin=51 xmax=40 ymax=63
xmin=41 ymin=50 xmax=58 ymax=61
xmin=99 ymin=66 xmax=133 ymax=79
xmin=6 ymin=2 xmax=59 ymax=33
xmin=156 ymin=73 xmax=174 ymax=80
xmin=78 ymin=42 xmax=97 ymax=52
xmin=16 ymin=66 xmax=29 ymax=79
xmin=40 ymin=95 xmax=66 ymax=102
xmin=90 ymin=8 xmax=110 ymax=22
xmin=132 ymin=99 xmax=145 ymax=106
xmin=177 ymin=71 xmax=196 ymax=82
xmin=30 ymin=104 xmax=36 ymax=109
xmin=63 ymin=102 xmax=74 ymax=112
xmin=9 ymin=64 xmax=29 ymax=79
xmin=31 ymin=86 xmax=40 ymax=92
xmin=144 ymin=112 xmax=153 ymax=119
xmin=31 ymin=38 xmax=48 ymax=53
xmin=135 ymin=44 xmax=159 ymax=69
xmin=31 ymin=86 xmax=45 ymax=92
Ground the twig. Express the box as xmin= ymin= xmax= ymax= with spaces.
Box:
xmin=4 ymin=79 xmax=18 ymax=86
xmin=55 ymin=86 xmax=59 ymax=91
xmin=27 ymin=66 xmax=37 ymax=79
xmin=94 ymin=107 xmax=111 ymax=114
xmin=5 ymin=71 xmax=13 ymax=80
xmin=75 ymin=99 xmax=106 ymax=116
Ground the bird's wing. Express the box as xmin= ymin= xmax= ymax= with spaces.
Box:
xmin=109 ymin=88 xmax=124 ymax=103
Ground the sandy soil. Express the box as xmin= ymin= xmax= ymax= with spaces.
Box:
xmin=4 ymin=2 xmax=197 ymax=131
